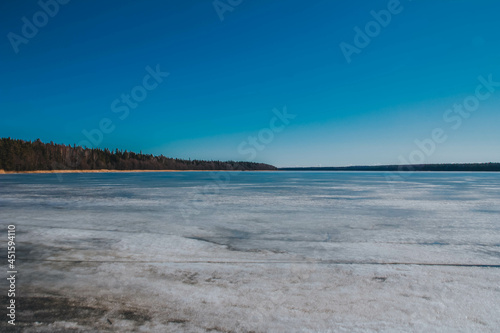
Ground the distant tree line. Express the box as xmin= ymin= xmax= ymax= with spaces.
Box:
xmin=0 ymin=138 xmax=277 ymax=172
xmin=281 ymin=163 xmax=500 ymax=172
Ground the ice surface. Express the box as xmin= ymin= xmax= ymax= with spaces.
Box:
xmin=0 ymin=171 xmax=499 ymax=332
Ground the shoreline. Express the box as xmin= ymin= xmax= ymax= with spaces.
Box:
xmin=0 ymin=169 xmax=258 ymax=175
xmin=2 ymin=169 xmax=499 ymax=175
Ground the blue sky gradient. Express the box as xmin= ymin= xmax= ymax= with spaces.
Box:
xmin=1 ymin=0 xmax=500 ymax=167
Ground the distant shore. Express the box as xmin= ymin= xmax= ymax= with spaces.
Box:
xmin=280 ymin=162 xmax=500 ymax=172
xmin=0 ymin=169 xmax=247 ymax=174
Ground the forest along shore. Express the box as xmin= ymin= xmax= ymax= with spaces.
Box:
xmin=0 ymin=137 xmax=277 ymax=172
xmin=0 ymin=169 xmax=260 ymax=174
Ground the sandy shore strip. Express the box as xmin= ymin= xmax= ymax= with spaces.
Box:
xmin=0 ymin=169 xmax=252 ymax=174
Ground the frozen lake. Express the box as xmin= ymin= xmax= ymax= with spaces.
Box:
xmin=1 ymin=171 xmax=499 ymax=332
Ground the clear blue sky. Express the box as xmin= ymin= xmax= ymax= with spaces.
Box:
xmin=1 ymin=0 xmax=499 ymax=167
